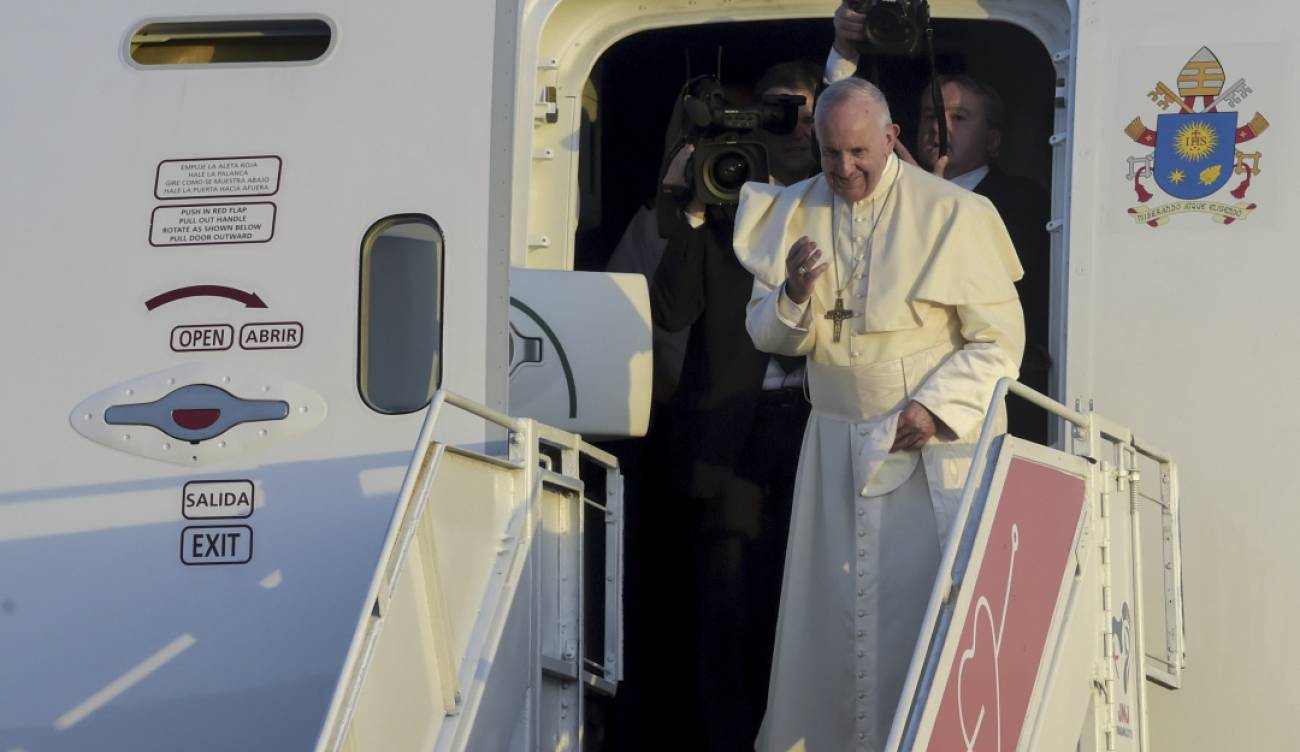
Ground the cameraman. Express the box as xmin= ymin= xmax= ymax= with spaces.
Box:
xmin=649 ymin=60 xmax=820 ymax=751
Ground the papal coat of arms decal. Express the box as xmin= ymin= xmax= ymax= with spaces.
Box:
xmin=1123 ymin=47 xmax=1268 ymax=226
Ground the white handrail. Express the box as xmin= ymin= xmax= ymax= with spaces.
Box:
xmin=317 ymin=389 xmax=527 ymax=752
xmin=316 ymin=388 xmax=624 ymax=752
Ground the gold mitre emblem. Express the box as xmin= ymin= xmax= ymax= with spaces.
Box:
xmin=1177 ymin=46 xmax=1226 ymax=98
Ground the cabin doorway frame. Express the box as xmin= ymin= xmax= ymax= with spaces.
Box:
xmin=522 ymin=0 xmax=1075 ymax=425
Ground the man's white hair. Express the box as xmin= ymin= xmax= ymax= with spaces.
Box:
xmin=814 ymin=77 xmax=893 ymax=131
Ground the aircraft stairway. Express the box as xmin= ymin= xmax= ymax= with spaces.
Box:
xmin=889 ymin=380 xmax=1186 ymax=751
xmin=315 ymin=390 xmax=622 ymax=751
xmin=309 ymin=381 xmax=1184 ymax=751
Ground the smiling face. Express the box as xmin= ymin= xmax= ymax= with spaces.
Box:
xmin=815 ymin=93 xmax=899 ymax=203
xmin=917 ymin=80 xmax=1001 ymax=178
xmin=756 ymin=85 xmax=817 ymax=186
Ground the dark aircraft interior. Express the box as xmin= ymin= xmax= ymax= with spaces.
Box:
xmin=575 ymin=17 xmax=1055 ymax=269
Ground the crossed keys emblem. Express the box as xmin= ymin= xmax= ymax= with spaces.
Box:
xmin=1122 ymin=46 xmax=1269 ymax=226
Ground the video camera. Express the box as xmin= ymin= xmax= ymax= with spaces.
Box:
xmin=675 ymin=76 xmax=805 ymax=206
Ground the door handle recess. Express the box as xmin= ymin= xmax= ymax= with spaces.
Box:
xmin=104 ymin=383 xmax=289 ymax=443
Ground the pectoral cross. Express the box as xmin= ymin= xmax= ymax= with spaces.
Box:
xmin=824 ymin=296 xmax=859 ymax=343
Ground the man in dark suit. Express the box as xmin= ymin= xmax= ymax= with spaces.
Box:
xmin=650 ymin=61 xmax=820 ymax=751
xmin=912 ymin=74 xmax=1052 ymax=442
xmin=827 ymin=4 xmax=1053 ymax=441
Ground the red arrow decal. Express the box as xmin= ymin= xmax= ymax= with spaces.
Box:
xmin=145 ymin=285 xmax=268 ymax=311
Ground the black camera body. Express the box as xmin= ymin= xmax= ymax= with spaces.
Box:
xmin=847 ymin=0 xmax=931 ymax=54
xmin=677 ymin=77 xmax=805 ymax=206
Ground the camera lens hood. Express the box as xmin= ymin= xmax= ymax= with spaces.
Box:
xmin=853 ymin=0 xmax=931 ymax=54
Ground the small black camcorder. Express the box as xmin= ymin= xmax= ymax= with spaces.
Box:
xmin=676 ymin=76 xmax=805 ymax=206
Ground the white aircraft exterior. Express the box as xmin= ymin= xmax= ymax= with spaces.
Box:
xmin=0 ymin=0 xmax=1292 ymax=750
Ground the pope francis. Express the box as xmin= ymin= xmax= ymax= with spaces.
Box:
xmin=735 ymin=77 xmax=1025 ymax=751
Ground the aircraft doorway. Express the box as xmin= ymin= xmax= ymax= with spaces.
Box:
xmin=574 ymin=15 xmax=1060 ymax=750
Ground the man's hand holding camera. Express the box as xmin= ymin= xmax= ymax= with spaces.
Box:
xmin=832 ymin=1 xmax=869 ymax=59
xmin=663 ymin=144 xmax=708 ymax=221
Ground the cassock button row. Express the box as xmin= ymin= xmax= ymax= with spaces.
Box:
xmin=857 ymin=630 xmax=864 ymax=637
xmin=857 ymin=610 xmax=865 ymax=617
xmin=858 ymin=549 xmax=866 ymax=557
xmin=857 ymin=507 xmax=864 ymax=516
xmin=858 ymin=530 xmax=866 ymax=537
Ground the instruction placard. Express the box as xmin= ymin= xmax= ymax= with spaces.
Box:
xmin=150 ymin=202 xmax=276 ymax=246
xmin=183 ymin=480 xmax=255 ymax=520
xmin=171 ymin=324 xmax=234 ymax=352
xmin=181 ymin=525 xmax=253 ymax=565
xmin=155 ymin=156 xmax=281 ymax=199
xmin=241 ymin=322 xmax=303 ymax=350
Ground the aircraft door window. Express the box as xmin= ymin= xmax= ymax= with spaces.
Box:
xmin=128 ymin=19 xmax=333 ymax=66
xmin=358 ymin=215 xmax=445 ymax=414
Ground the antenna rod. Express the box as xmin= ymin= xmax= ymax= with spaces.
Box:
xmin=925 ymin=27 xmax=949 ymax=159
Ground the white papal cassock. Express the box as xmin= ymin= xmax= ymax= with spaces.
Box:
xmin=735 ymin=155 xmax=1025 ymax=752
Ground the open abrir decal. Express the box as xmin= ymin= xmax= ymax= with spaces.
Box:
xmin=1124 ymin=47 xmax=1269 ymax=226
